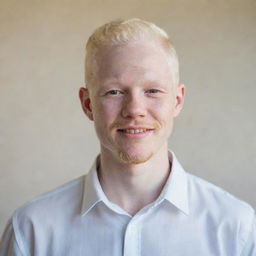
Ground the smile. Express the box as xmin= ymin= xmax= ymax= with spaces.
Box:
xmin=117 ymin=128 xmax=153 ymax=134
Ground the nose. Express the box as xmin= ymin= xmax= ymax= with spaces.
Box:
xmin=121 ymin=93 xmax=146 ymax=119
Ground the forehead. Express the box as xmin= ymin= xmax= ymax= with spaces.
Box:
xmin=94 ymin=41 xmax=172 ymax=85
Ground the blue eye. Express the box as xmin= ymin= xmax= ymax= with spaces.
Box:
xmin=147 ymin=89 xmax=160 ymax=94
xmin=106 ymin=90 xmax=122 ymax=95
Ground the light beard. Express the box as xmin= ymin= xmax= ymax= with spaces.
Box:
xmin=118 ymin=150 xmax=153 ymax=164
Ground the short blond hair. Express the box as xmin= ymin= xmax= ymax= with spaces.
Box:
xmin=85 ymin=18 xmax=179 ymax=86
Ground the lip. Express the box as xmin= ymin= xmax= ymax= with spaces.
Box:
xmin=117 ymin=127 xmax=154 ymax=139
xmin=117 ymin=126 xmax=154 ymax=130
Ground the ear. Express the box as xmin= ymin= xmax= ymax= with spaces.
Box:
xmin=173 ymin=83 xmax=185 ymax=118
xmin=79 ymin=87 xmax=94 ymax=121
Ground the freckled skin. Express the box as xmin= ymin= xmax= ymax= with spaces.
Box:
xmin=80 ymin=41 xmax=184 ymax=164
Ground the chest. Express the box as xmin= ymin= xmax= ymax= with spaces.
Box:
xmin=31 ymin=210 xmax=239 ymax=256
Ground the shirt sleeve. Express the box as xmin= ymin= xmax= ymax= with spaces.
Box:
xmin=0 ymin=219 xmax=24 ymax=256
xmin=240 ymin=214 xmax=256 ymax=256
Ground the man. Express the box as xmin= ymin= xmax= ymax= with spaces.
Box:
xmin=0 ymin=18 xmax=255 ymax=255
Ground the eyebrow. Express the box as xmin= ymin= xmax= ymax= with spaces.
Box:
xmin=101 ymin=77 xmax=167 ymax=87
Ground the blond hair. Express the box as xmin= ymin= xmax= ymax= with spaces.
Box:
xmin=85 ymin=18 xmax=179 ymax=86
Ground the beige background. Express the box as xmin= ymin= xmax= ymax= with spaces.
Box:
xmin=1 ymin=0 xmax=255 ymax=235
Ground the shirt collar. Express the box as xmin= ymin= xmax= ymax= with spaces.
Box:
xmin=81 ymin=151 xmax=189 ymax=216
xmin=160 ymin=151 xmax=189 ymax=215
xmin=81 ymin=155 xmax=105 ymax=216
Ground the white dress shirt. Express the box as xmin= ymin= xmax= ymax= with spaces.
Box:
xmin=0 ymin=152 xmax=255 ymax=256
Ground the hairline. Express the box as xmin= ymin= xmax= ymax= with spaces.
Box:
xmin=85 ymin=19 xmax=180 ymax=88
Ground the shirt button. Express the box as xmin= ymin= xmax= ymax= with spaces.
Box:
xmin=129 ymin=224 xmax=136 ymax=232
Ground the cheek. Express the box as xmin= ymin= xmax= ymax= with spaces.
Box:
xmin=150 ymin=99 xmax=174 ymax=120
xmin=93 ymin=99 xmax=121 ymax=123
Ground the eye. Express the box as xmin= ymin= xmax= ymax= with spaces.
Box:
xmin=146 ymin=89 xmax=161 ymax=94
xmin=106 ymin=90 xmax=123 ymax=95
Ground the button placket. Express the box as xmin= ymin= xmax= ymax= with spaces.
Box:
xmin=122 ymin=205 xmax=156 ymax=256
xmin=123 ymin=219 xmax=140 ymax=256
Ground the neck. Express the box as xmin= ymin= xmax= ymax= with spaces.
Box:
xmin=98 ymin=146 xmax=171 ymax=216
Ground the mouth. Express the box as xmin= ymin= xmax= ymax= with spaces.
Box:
xmin=117 ymin=128 xmax=154 ymax=134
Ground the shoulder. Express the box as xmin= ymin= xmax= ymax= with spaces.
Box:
xmin=187 ymin=173 xmax=255 ymax=247
xmin=12 ymin=175 xmax=86 ymax=227
xmin=187 ymin=172 xmax=254 ymax=217
xmin=2 ymin=175 xmax=87 ymax=255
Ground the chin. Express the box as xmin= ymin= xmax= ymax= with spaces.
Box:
xmin=118 ymin=150 xmax=153 ymax=165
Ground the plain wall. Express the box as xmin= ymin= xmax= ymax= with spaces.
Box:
xmin=1 ymin=0 xmax=255 ymax=235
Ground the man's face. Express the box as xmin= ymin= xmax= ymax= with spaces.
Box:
xmin=80 ymin=40 xmax=184 ymax=164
